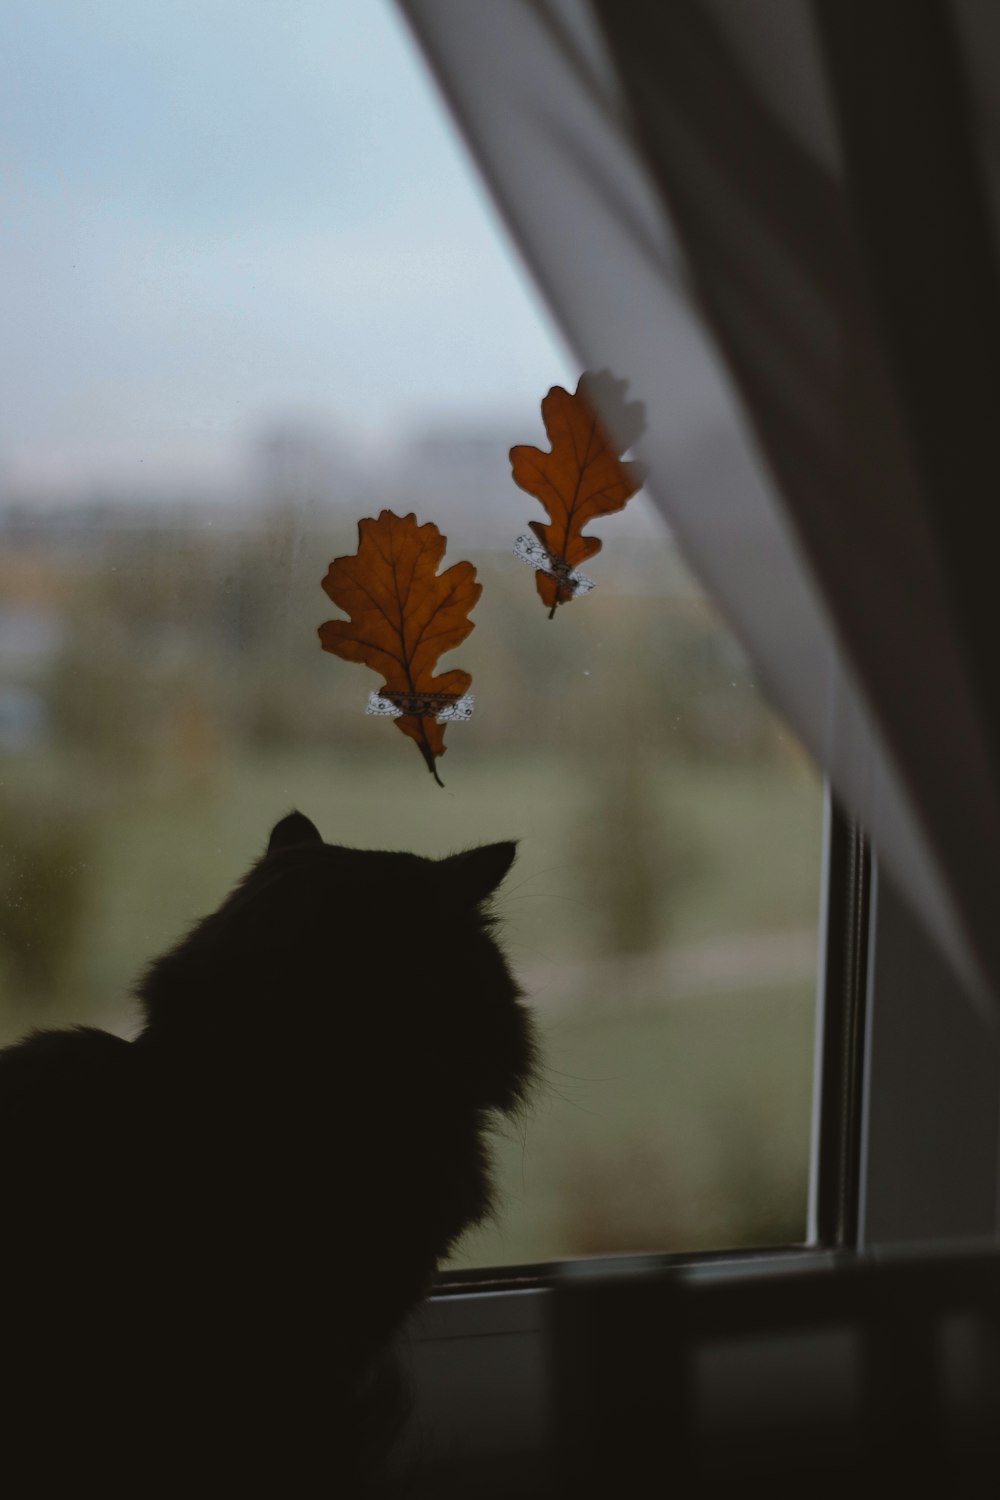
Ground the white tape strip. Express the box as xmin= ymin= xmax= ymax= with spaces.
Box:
xmin=512 ymin=534 xmax=595 ymax=596
xmin=366 ymin=690 xmax=475 ymax=723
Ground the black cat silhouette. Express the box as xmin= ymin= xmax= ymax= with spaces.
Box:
xmin=0 ymin=811 xmax=534 ymax=1494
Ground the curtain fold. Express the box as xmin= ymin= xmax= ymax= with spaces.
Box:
xmin=398 ymin=0 xmax=1000 ymax=1015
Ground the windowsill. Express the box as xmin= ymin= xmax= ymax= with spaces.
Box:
xmin=401 ymin=1242 xmax=1000 ymax=1496
xmin=401 ymin=1244 xmax=831 ymax=1492
xmin=427 ymin=1241 xmax=818 ymax=1308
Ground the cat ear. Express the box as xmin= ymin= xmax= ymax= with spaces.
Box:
xmin=439 ymin=842 xmax=517 ymax=904
xmin=267 ymin=811 xmax=323 ymax=853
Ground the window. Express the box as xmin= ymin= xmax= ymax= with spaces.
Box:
xmin=0 ymin=0 xmax=822 ymax=1266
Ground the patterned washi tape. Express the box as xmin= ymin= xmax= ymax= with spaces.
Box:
xmin=366 ymin=690 xmax=475 ymax=723
xmin=513 ymin=534 xmax=595 ymax=596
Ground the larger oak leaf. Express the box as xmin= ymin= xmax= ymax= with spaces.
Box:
xmin=511 ymin=373 xmax=643 ymax=616
xmin=318 ymin=510 xmax=480 ymax=786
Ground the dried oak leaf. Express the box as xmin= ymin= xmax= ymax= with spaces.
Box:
xmin=318 ymin=510 xmax=480 ymax=787
xmin=510 ymin=373 xmax=643 ymax=617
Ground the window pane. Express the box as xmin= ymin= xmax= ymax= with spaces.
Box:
xmin=0 ymin=0 xmax=821 ymax=1262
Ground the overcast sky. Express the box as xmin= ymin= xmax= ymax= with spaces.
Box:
xmin=0 ymin=0 xmax=575 ymax=499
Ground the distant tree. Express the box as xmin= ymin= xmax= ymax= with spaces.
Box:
xmin=0 ymin=795 xmax=93 ymax=1017
xmin=577 ymin=758 xmax=702 ymax=956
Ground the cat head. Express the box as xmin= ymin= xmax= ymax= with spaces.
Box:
xmin=138 ymin=812 xmax=534 ymax=1114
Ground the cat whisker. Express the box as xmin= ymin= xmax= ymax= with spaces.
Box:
xmin=496 ymin=863 xmax=576 ymax=899
xmin=545 ymin=1066 xmax=619 ymax=1084
xmin=532 ymin=1071 xmax=608 ymax=1118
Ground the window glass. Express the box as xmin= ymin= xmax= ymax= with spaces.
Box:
xmin=0 ymin=0 xmax=821 ymax=1262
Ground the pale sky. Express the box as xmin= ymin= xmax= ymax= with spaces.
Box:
xmin=0 ymin=0 xmax=575 ymax=499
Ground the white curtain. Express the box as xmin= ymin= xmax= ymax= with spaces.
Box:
xmin=397 ymin=0 xmax=1000 ymax=1015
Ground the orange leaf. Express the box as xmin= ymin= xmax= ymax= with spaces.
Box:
xmin=510 ymin=373 xmax=643 ymax=617
xmin=318 ymin=510 xmax=481 ymax=786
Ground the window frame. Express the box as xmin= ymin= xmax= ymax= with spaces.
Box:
xmin=859 ymin=857 xmax=1000 ymax=1245
xmin=403 ymin=786 xmax=1000 ymax=1486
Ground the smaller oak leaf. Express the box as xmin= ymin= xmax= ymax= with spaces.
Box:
xmin=318 ymin=510 xmax=480 ymax=786
xmin=510 ymin=372 xmax=643 ymax=617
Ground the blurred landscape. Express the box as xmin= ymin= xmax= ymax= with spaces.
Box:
xmin=0 ymin=420 xmax=822 ymax=1264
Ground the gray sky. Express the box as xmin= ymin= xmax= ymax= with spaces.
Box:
xmin=0 ymin=0 xmax=575 ymax=500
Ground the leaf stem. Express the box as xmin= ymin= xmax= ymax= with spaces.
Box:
xmin=416 ymin=728 xmax=445 ymax=787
